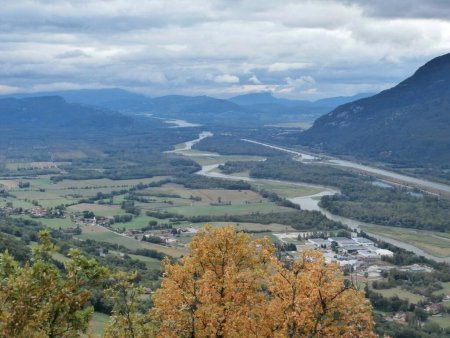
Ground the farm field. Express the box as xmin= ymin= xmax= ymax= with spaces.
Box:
xmin=2 ymin=176 xmax=169 ymax=208
xmin=5 ymin=161 xmax=57 ymax=170
xmin=0 ymin=198 xmax=36 ymax=209
xmin=361 ymin=225 xmax=450 ymax=258
xmin=185 ymin=153 xmax=264 ymax=166
xmin=108 ymin=250 xmax=162 ymax=270
xmin=75 ymin=226 xmax=187 ymax=257
xmin=371 ymin=286 xmax=424 ymax=304
xmin=111 ymin=216 xmax=155 ymax=231
xmin=165 ymin=201 xmax=290 ymax=217
xmin=3 ymin=170 xmax=309 ymax=258
xmin=251 ymin=180 xmax=324 ymax=198
xmin=124 ymin=183 xmax=292 ymax=219
xmin=433 ymin=282 xmax=450 ymax=296
xmin=11 ymin=215 xmax=75 ymax=229
xmin=1 ymin=147 xmax=335 ymax=261
xmin=192 ymin=221 xmax=297 ymax=232
xmin=0 ymin=179 xmax=19 ymax=188
xmin=68 ymin=203 xmax=125 ymax=217
xmin=428 ymin=314 xmax=450 ymax=329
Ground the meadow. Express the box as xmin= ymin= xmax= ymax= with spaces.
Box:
xmin=361 ymin=225 xmax=450 ymax=258
xmin=371 ymin=286 xmax=424 ymax=304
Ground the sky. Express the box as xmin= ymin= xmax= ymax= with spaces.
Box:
xmin=1 ymin=0 xmax=450 ymax=100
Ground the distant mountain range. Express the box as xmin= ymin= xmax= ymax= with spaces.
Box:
xmin=0 ymin=96 xmax=135 ymax=130
xmin=299 ymin=53 xmax=450 ymax=166
xmin=4 ymin=90 xmax=373 ymax=126
xmin=6 ymin=88 xmax=155 ymax=113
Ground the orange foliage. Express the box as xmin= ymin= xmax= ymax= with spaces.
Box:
xmin=152 ymin=225 xmax=375 ymax=337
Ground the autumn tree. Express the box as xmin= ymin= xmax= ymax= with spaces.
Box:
xmin=103 ymin=271 xmax=157 ymax=338
xmin=0 ymin=231 xmax=108 ymax=337
xmin=152 ymin=225 xmax=274 ymax=337
xmin=151 ymin=225 xmax=375 ymax=338
xmin=267 ymin=250 xmax=375 ymax=337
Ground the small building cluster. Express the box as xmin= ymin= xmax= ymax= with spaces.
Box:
xmin=141 ymin=227 xmax=199 ymax=245
xmin=0 ymin=205 xmax=64 ymax=218
xmin=73 ymin=215 xmax=113 ymax=227
xmin=289 ymin=235 xmax=394 ymax=269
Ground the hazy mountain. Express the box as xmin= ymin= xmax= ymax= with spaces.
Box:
xmin=5 ymin=88 xmax=154 ymax=113
xmin=228 ymin=92 xmax=373 ymax=122
xmin=229 ymin=92 xmax=309 ymax=107
xmin=299 ymin=53 xmax=450 ymax=166
xmin=151 ymin=95 xmax=246 ymax=115
xmin=0 ymin=96 xmax=135 ymax=129
xmin=4 ymin=89 xmax=373 ymax=126
xmin=313 ymin=93 xmax=374 ymax=107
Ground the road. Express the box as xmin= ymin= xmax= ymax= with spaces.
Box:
xmin=242 ymin=139 xmax=450 ymax=197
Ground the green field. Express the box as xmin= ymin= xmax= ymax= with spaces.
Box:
xmin=433 ymin=282 xmax=450 ymax=296
xmin=124 ymin=183 xmax=296 ymax=223
xmin=112 ymin=216 xmax=154 ymax=231
xmin=251 ymin=180 xmax=324 ymax=198
xmin=428 ymin=314 xmax=450 ymax=329
xmin=7 ymin=176 xmax=168 ymax=208
xmin=11 ymin=215 xmax=75 ymax=229
xmin=68 ymin=203 xmax=125 ymax=217
xmin=88 ymin=312 xmax=110 ymax=337
xmin=0 ymin=198 xmax=36 ymax=209
xmin=184 ymin=154 xmax=264 ymax=166
xmin=192 ymin=221 xmax=296 ymax=232
xmin=372 ymin=286 xmax=424 ymax=304
xmin=76 ymin=228 xmax=186 ymax=257
xmin=109 ymin=250 xmax=162 ymax=270
xmin=361 ymin=225 xmax=450 ymax=258
xmin=165 ymin=201 xmax=290 ymax=217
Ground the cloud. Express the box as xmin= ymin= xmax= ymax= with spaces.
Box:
xmin=0 ymin=84 xmax=20 ymax=94
xmin=0 ymin=0 xmax=449 ymax=99
xmin=55 ymin=49 xmax=89 ymax=59
xmin=213 ymin=74 xmax=240 ymax=84
xmin=268 ymin=63 xmax=312 ymax=72
xmin=285 ymin=76 xmax=316 ymax=87
xmin=341 ymin=0 xmax=450 ymax=19
xmin=248 ymin=75 xmax=261 ymax=84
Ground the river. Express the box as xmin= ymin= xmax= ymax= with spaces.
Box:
xmin=165 ymin=131 xmax=213 ymax=154
xmin=174 ymin=132 xmax=450 ymax=263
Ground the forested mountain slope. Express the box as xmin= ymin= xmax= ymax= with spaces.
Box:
xmin=300 ymin=53 xmax=450 ymax=167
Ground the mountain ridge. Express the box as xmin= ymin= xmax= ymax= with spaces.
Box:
xmin=2 ymin=89 xmax=373 ymax=125
xmin=299 ymin=52 xmax=450 ymax=166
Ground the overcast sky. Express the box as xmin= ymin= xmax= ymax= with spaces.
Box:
xmin=1 ymin=0 xmax=450 ymax=99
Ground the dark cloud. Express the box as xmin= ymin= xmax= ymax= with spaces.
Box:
xmin=0 ymin=0 xmax=449 ymax=98
xmin=343 ymin=0 xmax=450 ymax=19
xmin=55 ymin=49 xmax=90 ymax=59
